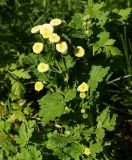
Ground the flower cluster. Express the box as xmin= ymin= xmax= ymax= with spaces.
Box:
xmin=31 ymin=18 xmax=68 ymax=54
xmin=31 ymin=18 xmax=86 ymax=92
xmin=31 ymin=18 xmax=68 ymax=91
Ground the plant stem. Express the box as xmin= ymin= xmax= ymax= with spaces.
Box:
xmin=121 ymin=26 xmax=131 ymax=77
xmin=107 ymin=74 xmax=132 ymax=84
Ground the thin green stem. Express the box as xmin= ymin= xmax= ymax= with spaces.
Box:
xmin=121 ymin=26 xmax=131 ymax=76
xmin=55 ymin=60 xmax=62 ymax=73
xmin=24 ymin=81 xmax=35 ymax=85
xmin=51 ymin=67 xmax=61 ymax=74
xmin=107 ymin=74 xmax=132 ymax=84
xmin=103 ymin=151 xmax=109 ymax=160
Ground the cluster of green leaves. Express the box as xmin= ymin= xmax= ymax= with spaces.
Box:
xmin=0 ymin=0 xmax=131 ymax=159
xmin=69 ymin=0 xmax=131 ymax=56
xmin=0 ymin=119 xmax=42 ymax=160
xmin=42 ymin=106 xmax=117 ymax=160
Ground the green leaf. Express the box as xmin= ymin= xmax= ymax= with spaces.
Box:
xmin=46 ymin=133 xmax=69 ymax=155
xmin=97 ymin=107 xmax=117 ymax=131
xmin=113 ymin=8 xmax=132 ymax=23
xmin=11 ymin=81 xmax=25 ymax=98
xmin=15 ymin=123 xmax=28 ymax=147
xmin=39 ymin=92 xmax=65 ymax=125
xmin=59 ymin=55 xmax=75 ymax=72
xmin=28 ymin=146 xmax=42 ymax=160
xmin=96 ymin=32 xmax=111 ymax=47
xmin=64 ymin=143 xmax=83 ymax=160
xmin=93 ymin=31 xmax=119 ymax=56
xmin=88 ymin=66 xmax=110 ymax=95
xmin=64 ymin=88 xmax=76 ymax=102
xmin=10 ymin=63 xmax=17 ymax=70
xmin=97 ymin=107 xmax=109 ymax=128
xmin=1 ymin=141 xmax=15 ymax=158
xmin=85 ymin=1 xmax=109 ymax=26
xmin=118 ymin=8 xmax=131 ymax=22
xmin=13 ymin=110 xmax=26 ymax=122
xmin=103 ymin=114 xmax=117 ymax=131
xmin=15 ymin=146 xmax=42 ymax=160
xmin=96 ymin=128 xmax=105 ymax=141
xmin=15 ymin=148 xmax=31 ymax=160
xmin=103 ymin=46 xmax=121 ymax=56
xmin=0 ymin=150 xmax=3 ymax=160
xmin=11 ymin=69 xmax=31 ymax=79
xmin=64 ymin=55 xmax=75 ymax=70
xmin=15 ymin=120 xmax=35 ymax=148
xmin=97 ymin=31 xmax=109 ymax=45
xmin=69 ymin=13 xmax=84 ymax=30
xmin=83 ymin=127 xmax=94 ymax=141
xmin=90 ymin=142 xmax=103 ymax=158
xmin=104 ymin=39 xmax=115 ymax=46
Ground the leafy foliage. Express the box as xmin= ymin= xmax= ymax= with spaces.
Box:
xmin=97 ymin=107 xmax=117 ymax=131
xmin=113 ymin=8 xmax=132 ymax=23
xmin=64 ymin=88 xmax=76 ymax=102
xmin=88 ymin=65 xmax=110 ymax=95
xmin=0 ymin=0 xmax=131 ymax=159
xmin=39 ymin=92 xmax=65 ymax=125
xmin=15 ymin=120 xmax=36 ymax=147
xmin=15 ymin=146 xmax=42 ymax=160
xmin=11 ymin=69 xmax=31 ymax=79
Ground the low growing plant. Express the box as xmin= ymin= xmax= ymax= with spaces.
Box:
xmin=0 ymin=0 xmax=131 ymax=159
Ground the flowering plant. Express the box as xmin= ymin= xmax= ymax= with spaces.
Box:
xmin=0 ymin=0 xmax=131 ymax=160
xmin=27 ymin=12 xmax=118 ymax=159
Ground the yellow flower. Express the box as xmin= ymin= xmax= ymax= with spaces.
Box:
xmin=77 ymin=82 xmax=89 ymax=93
xmin=37 ymin=63 xmax=49 ymax=73
xmin=40 ymin=24 xmax=54 ymax=38
xmin=84 ymin=147 xmax=91 ymax=156
xmin=79 ymin=92 xmax=86 ymax=99
xmin=49 ymin=33 xmax=60 ymax=43
xmin=74 ymin=46 xmax=85 ymax=57
xmin=56 ymin=41 xmax=68 ymax=53
xmin=32 ymin=42 xmax=43 ymax=54
xmin=31 ymin=25 xmax=41 ymax=33
xmin=50 ymin=18 xmax=62 ymax=26
xmin=34 ymin=81 xmax=44 ymax=91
